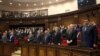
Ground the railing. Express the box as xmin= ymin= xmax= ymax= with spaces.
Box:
xmin=0 ymin=43 xmax=17 ymax=56
xmin=0 ymin=43 xmax=100 ymax=56
xmin=0 ymin=9 xmax=48 ymax=19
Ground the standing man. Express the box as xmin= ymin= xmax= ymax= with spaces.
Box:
xmin=81 ymin=20 xmax=97 ymax=48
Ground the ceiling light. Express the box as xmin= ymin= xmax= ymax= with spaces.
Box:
xmin=56 ymin=0 xmax=58 ymax=2
xmin=41 ymin=3 xmax=44 ymax=5
xmin=18 ymin=3 xmax=21 ymax=6
xmin=26 ymin=4 xmax=29 ymax=7
xmin=0 ymin=0 xmax=2 ymax=2
xmin=33 ymin=3 xmax=36 ymax=6
xmin=9 ymin=2 xmax=13 ymax=5
xmin=49 ymin=1 xmax=52 ymax=4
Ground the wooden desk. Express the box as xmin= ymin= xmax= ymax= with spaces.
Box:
xmin=21 ymin=44 xmax=100 ymax=56
xmin=0 ymin=43 xmax=15 ymax=56
xmin=0 ymin=43 xmax=100 ymax=56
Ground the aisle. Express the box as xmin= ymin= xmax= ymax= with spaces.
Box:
xmin=12 ymin=48 xmax=21 ymax=56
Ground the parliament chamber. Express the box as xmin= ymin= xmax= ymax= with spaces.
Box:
xmin=0 ymin=0 xmax=100 ymax=56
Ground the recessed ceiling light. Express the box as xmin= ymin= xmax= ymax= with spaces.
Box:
xmin=33 ymin=3 xmax=36 ymax=6
xmin=56 ymin=0 xmax=58 ymax=2
xmin=0 ymin=0 xmax=2 ymax=2
xmin=41 ymin=2 xmax=44 ymax=5
xmin=26 ymin=4 xmax=29 ymax=7
xmin=9 ymin=2 xmax=13 ymax=5
xmin=18 ymin=3 xmax=21 ymax=6
xmin=49 ymin=1 xmax=52 ymax=4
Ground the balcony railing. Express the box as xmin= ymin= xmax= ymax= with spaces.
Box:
xmin=0 ymin=9 xmax=48 ymax=19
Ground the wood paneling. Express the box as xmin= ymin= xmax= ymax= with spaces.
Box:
xmin=47 ymin=48 xmax=56 ymax=56
xmin=3 ymin=45 xmax=11 ymax=56
xmin=59 ymin=49 xmax=70 ymax=56
xmin=62 ymin=16 xmax=74 ymax=27
xmin=0 ymin=43 xmax=100 ymax=56
xmin=0 ymin=23 xmax=9 ymax=32
xmin=0 ymin=45 xmax=3 ymax=56
xmin=21 ymin=46 xmax=29 ymax=56
xmin=0 ymin=43 xmax=16 ymax=56
xmin=39 ymin=47 xmax=46 ymax=56
xmin=29 ymin=46 xmax=36 ymax=56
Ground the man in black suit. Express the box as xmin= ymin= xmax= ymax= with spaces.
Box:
xmin=81 ymin=20 xmax=97 ymax=48
xmin=53 ymin=27 xmax=61 ymax=45
xmin=42 ymin=30 xmax=51 ymax=44
xmin=8 ymin=31 xmax=15 ymax=42
xmin=34 ymin=30 xmax=43 ymax=44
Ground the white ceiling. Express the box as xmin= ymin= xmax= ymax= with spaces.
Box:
xmin=0 ymin=0 xmax=74 ymax=11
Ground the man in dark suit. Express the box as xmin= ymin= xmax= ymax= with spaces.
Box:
xmin=81 ymin=20 xmax=97 ymax=48
xmin=42 ymin=30 xmax=51 ymax=44
xmin=34 ymin=30 xmax=43 ymax=44
xmin=8 ymin=31 xmax=15 ymax=42
xmin=53 ymin=27 xmax=61 ymax=45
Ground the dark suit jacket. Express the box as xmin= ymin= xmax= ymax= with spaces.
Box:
xmin=61 ymin=29 xmax=67 ymax=38
xmin=66 ymin=29 xmax=77 ymax=46
xmin=82 ymin=25 xmax=97 ymax=48
xmin=54 ymin=31 xmax=61 ymax=45
xmin=8 ymin=35 xmax=15 ymax=42
xmin=42 ymin=34 xmax=51 ymax=44
xmin=34 ymin=33 xmax=43 ymax=44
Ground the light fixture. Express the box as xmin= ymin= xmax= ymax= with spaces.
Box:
xmin=56 ymin=0 xmax=58 ymax=2
xmin=49 ymin=1 xmax=52 ymax=4
xmin=0 ymin=0 xmax=2 ymax=2
xmin=33 ymin=3 xmax=36 ymax=6
xmin=18 ymin=3 xmax=21 ymax=6
xmin=26 ymin=4 xmax=29 ymax=7
xmin=9 ymin=2 xmax=13 ymax=5
xmin=41 ymin=2 xmax=44 ymax=5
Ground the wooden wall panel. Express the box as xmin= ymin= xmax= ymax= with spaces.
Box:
xmin=47 ymin=48 xmax=56 ymax=56
xmin=48 ymin=22 xmax=57 ymax=30
xmin=0 ymin=23 xmax=9 ymax=32
xmin=29 ymin=46 xmax=36 ymax=56
xmin=62 ymin=16 xmax=74 ymax=27
xmin=21 ymin=46 xmax=29 ymax=56
xmin=3 ymin=45 xmax=12 ymax=56
xmin=58 ymin=49 xmax=70 ymax=56
xmin=0 ymin=45 xmax=3 ymax=55
xmin=39 ymin=47 xmax=46 ymax=56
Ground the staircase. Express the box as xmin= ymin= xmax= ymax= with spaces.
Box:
xmin=11 ymin=48 xmax=21 ymax=56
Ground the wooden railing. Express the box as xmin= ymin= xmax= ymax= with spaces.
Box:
xmin=21 ymin=43 xmax=100 ymax=56
xmin=0 ymin=43 xmax=100 ymax=56
xmin=0 ymin=43 xmax=17 ymax=56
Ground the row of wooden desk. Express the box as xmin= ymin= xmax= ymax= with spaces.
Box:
xmin=21 ymin=43 xmax=100 ymax=56
xmin=0 ymin=43 xmax=16 ymax=56
xmin=0 ymin=43 xmax=100 ymax=56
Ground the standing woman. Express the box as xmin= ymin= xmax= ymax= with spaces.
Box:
xmin=66 ymin=24 xmax=77 ymax=46
xmin=28 ymin=31 xmax=34 ymax=43
xmin=1 ymin=31 xmax=8 ymax=43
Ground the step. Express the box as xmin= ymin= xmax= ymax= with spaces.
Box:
xmin=11 ymin=49 xmax=21 ymax=56
xmin=12 ymin=54 xmax=21 ymax=56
